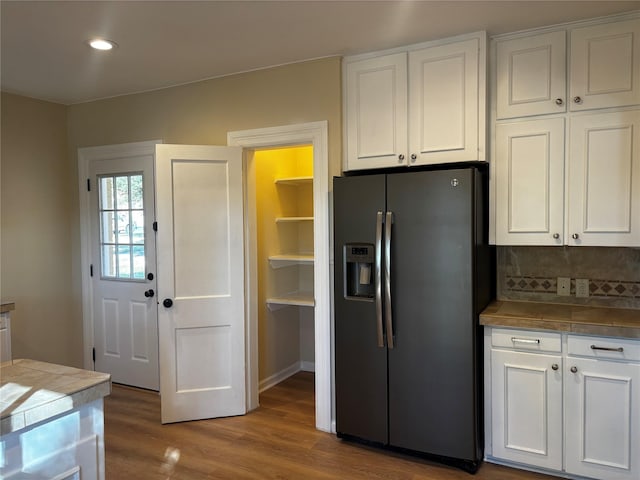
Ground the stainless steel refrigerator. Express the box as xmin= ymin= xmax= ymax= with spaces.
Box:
xmin=333 ymin=166 xmax=493 ymax=473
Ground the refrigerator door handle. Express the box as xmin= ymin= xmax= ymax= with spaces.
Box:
xmin=375 ymin=211 xmax=384 ymax=348
xmin=385 ymin=211 xmax=394 ymax=349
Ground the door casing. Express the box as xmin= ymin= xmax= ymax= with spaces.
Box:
xmin=228 ymin=121 xmax=332 ymax=433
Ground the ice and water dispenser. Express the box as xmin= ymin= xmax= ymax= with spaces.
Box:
xmin=344 ymin=243 xmax=375 ymax=300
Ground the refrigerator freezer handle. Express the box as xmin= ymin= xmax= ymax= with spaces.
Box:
xmin=375 ymin=211 xmax=384 ymax=348
xmin=385 ymin=211 xmax=394 ymax=349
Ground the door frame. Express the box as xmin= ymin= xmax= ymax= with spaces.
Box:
xmin=78 ymin=140 xmax=162 ymax=371
xmin=228 ymin=121 xmax=332 ymax=433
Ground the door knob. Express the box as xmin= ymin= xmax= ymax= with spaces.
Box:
xmin=147 ymin=272 xmax=154 ymax=280
xmin=553 ymin=233 xmax=560 ymax=239
xmin=570 ymin=366 xmax=578 ymax=373
xmin=144 ymin=289 xmax=155 ymax=298
xmin=163 ymin=298 xmax=173 ymax=308
xmin=552 ymin=364 xmax=559 ymax=371
xmin=572 ymin=233 xmax=579 ymax=240
xmin=398 ymin=154 xmax=405 ymax=161
xmin=555 ymin=98 xmax=564 ymax=106
xmin=410 ymin=154 xmax=417 ymax=162
xmin=573 ymin=96 xmax=583 ymax=104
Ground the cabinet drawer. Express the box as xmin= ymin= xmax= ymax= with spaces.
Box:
xmin=491 ymin=328 xmax=561 ymax=353
xmin=567 ymin=335 xmax=640 ymax=362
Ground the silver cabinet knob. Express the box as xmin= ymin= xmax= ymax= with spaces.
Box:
xmin=410 ymin=154 xmax=417 ymax=162
xmin=552 ymin=364 xmax=559 ymax=371
xmin=572 ymin=233 xmax=579 ymax=239
xmin=573 ymin=96 xmax=583 ymax=104
xmin=555 ymin=98 xmax=564 ymax=106
xmin=398 ymin=154 xmax=405 ymax=161
xmin=570 ymin=366 xmax=578 ymax=373
xmin=553 ymin=233 xmax=560 ymax=239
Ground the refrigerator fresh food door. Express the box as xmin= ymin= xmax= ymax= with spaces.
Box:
xmin=386 ymin=168 xmax=479 ymax=461
xmin=334 ymin=174 xmax=388 ymax=444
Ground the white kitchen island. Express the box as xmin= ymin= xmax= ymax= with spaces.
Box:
xmin=0 ymin=359 xmax=111 ymax=479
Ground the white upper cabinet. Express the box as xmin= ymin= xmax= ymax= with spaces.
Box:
xmin=496 ymin=17 xmax=640 ymax=120
xmin=408 ymin=38 xmax=481 ymax=165
xmin=568 ymin=110 xmax=640 ymax=246
xmin=496 ymin=31 xmax=566 ymax=119
xmin=343 ymin=32 xmax=486 ymax=171
xmin=492 ymin=13 xmax=640 ymax=247
xmin=570 ymin=18 xmax=640 ymax=111
xmin=495 ymin=118 xmax=565 ymax=245
xmin=345 ymin=53 xmax=408 ymax=171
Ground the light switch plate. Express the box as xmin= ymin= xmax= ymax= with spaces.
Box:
xmin=576 ymin=278 xmax=589 ymax=298
xmin=557 ymin=277 xmax=571 ymax=296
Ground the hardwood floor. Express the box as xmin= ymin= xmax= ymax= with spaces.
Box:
xmin=105 ymin=372 xmax=556 ymax=479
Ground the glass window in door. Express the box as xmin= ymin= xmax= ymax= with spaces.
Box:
xmin=98 ymin=173 xmax=145 ymax=280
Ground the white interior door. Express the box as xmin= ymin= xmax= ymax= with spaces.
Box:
xmin=155 ymin=144 xmax=245 ymax=424
xmin=89 ymin=154 xmax=159 ymax=390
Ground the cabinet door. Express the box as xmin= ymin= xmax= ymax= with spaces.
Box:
xmin=495 ymin=118 xmax=565 ymax=245
xmin=491 ymin=349 xmax=563 ymax=470
xmin=570 ymin=18 xmax=640 ymax=111
xmin=568 ymin=110 xmax=640 ymax=246
xmin=565 ymin=357 xmax=640 ymax=480
xmin=496 ymin=31 xmax=566 ymax=119
xmin=344 ymin=53 xmax=407 ymax=171
xmin=408 ymin=37 xmax=481 ymax=165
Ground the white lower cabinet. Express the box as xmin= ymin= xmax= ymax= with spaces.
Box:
xmin=565 ymin=336 xmax=640 ymax=480
xmin=491 ymin=349 xmax=563 ymax=470
xmin=487 ymin=328 xmax=640 ymax=480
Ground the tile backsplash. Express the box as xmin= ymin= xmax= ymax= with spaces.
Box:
xmin=497 ymin=246 xmax=640 ymax=310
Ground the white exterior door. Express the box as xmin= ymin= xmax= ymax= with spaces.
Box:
xmin=565 ymin=357 xmax=640 ymax=480
xmin=155 ymin=144 xmax=245 ymax=424
xmin=89 ymin=153 xmax=159 ymax=390
xmin=491 ymin=349 xmax=563 ymax=471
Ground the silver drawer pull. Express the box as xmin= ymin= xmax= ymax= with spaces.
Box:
xmin=590 ymin=344 xmax=623 ymax=353
xmin=511 ymin=337 xmax=541 ymax=345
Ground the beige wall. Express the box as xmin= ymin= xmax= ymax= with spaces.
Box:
xmin=1 ymin=92 xmax=83 ymax=366
xmin=0 ymin=57 xmax=341 ymax=367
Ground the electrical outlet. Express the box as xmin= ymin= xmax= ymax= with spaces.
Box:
xmin=576 ymin=278 xmax=589 ymax=298
xmin=557 ymin=277 xmax=571 ymax=296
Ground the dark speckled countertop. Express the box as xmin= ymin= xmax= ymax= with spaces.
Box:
xmin=480 ymin=300 xmax=640 ymax=339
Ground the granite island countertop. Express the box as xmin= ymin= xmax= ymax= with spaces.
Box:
xmin=0 ymin=359 xmax=111 ymax=435
xmin=480 ymin=300 xmax=640 ymax=339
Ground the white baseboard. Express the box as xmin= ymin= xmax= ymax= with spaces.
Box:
xmin=259 ymin=362 xmax=301 ymax=392
xmin=259 ymin=361 xmax=317 ymax=392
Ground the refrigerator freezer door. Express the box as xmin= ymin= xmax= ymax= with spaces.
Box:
xmin=386 ymin=168 xmax=479 ymax=461
xmin=334 ymin=174 xmax=388 ymax=444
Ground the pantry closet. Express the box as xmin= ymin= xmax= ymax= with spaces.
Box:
xmin=253 ymin=146 xmax=315 ymax=391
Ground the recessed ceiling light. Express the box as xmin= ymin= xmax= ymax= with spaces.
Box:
xmin=88 ymin=39 xmax=117 ymax=51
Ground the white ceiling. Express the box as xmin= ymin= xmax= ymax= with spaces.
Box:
xmin=2 ymin=1 xmax=639 ymax=105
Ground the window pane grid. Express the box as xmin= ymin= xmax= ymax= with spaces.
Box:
xmin=98 ymin=173 xmax=145 ymax=280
